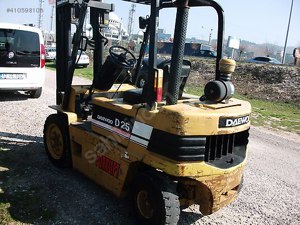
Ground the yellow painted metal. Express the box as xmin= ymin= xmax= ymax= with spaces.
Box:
xmin=219 ymin=58 xmax=236 ymax=74
xmin=150 ymin=98 xmax=251 ymax=136
xmin=91 ymin=97 xmax=143 ymax=146
xmin=89 ymin=96 xmax=251 ymax=178
xmin=178 ymin=165 xmax=244 ymax=215
xmin=49 ymin=105 xmax=78 ymax=124
xmin=45 ymin=123 xmax=64 ymax=160
xmin=67 ymin=84 xmax=136 ymax=113
xmin=71 ymin=84 xmax=136 ymax=94
xmin=68 ymin=120 xmax=246 ymax=211
xmin=95 ymin=97 xmax=249 ymax=136
xmin=49 ymin=84 xmax=251 ymax=214
xmin=69 ymin=124 xmax=131 ymax=197
xmin=68 ymin=87 xmax=77 ymax=113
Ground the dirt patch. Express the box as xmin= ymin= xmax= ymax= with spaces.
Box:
xmin=187 ymin=58 xmax=300 ymax=106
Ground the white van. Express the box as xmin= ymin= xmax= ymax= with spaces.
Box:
xmin=0 ymin=23 xmax=45 ymax=98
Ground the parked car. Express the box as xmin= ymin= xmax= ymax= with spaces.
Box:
xmin=246 ymin=56 xmax=281 ymax=65
xmin=196 ymin=49 xmax=217 ymax=58
xmin=54 ymin=50 xmax=90 ymax=67
xmin=76 ymin=51 xmax=89 ymax=67
xmin=0 ymin=23 xmax=45 ymax=98
xmin=45 ymin=47 xmax=56 ymax=61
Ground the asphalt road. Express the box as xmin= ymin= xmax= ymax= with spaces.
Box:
xmin=0 ymin=69 xmax=299 ymax=225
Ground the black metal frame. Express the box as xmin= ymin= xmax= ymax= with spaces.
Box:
xmin=55 ymin=0 xmax=225 ymax=108
xmin=124 ymin=0 xmax=224 ymax=107
xmin=56 ymin=0 xmax=113 ymax=108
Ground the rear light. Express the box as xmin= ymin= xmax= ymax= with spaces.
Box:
xmin=154 ymin=69 xmax=163 ymax=102
xmin=41 ymin=44 xmax=45 ymax=68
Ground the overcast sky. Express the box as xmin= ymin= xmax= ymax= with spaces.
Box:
xmin=0 ymin=0 xmax=299 ymax=47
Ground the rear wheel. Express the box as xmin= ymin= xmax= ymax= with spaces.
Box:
xmin=43 ymin=114 xmax=72 ymax=168
xmin=132 ymin=171 xmax=180 ymax=225
xmin=29 ymin=87 xmax=42 ymax=98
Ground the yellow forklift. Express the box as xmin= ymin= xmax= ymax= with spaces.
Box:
xmin=44 ymin=0 xmax=251 ymax=224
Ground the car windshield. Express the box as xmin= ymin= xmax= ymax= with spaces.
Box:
xmin=210 ymin=51 xmax=217 ymax=57
xmin=254 ymin=57 xmax=267 ymax=61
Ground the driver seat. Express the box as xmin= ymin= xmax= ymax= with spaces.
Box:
xmin=93 ymin=46 xmax=136 ymax=91
xmin=123 ymin=59 xmax=191 ymax=104
xmin=93 ymin=55 xmax=124 ymax=91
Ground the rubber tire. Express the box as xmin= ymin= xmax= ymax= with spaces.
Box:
xmin=132 ymin=171 xmax=180 ymax=225
xmin=29 ymin=87 xmax=42 ymax=98
xmin=43 ymin=114 xmax=72 ymax=168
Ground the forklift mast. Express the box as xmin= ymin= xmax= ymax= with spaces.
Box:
xmin=55 ymin=0 xmax=224 ymax=108
xmin=55 ymin=0 xmax=114 ymax=107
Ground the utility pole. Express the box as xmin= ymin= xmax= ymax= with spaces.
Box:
xmin=118 ymin=18 xmax=123 ymax=41
xmin=38 ymin=0 xmax=45 ymax=30
xmin=128 ymin=4 xmax=136 ymax=40
xmin=50 ymin=4 xmax=55 ymax=32
xmin=282 ymin=0 xmax=294 ymax=64
xmin=202 ymin=26 xmax=213 ymax=45
xmin=208 ymin=28 xmax=213 ymax=45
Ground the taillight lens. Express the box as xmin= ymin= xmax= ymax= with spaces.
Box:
xmin=41 ymin=44 xmax=45 ymax=68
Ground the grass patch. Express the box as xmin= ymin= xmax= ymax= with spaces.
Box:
xmin=46 ymin=62 xmax=93 ymax=80
xmin=0 ymin=202 xmax=14 ymax=224
xmin=238 ymin=96 xmax=300 ymax=134
xmin=45 ymin=62 xmax=56 ymax=71
xmin=185 ymin=85 xmax=300 ymax=134
xmin=74 ymin=65 xmax=93 ymax=80
xmin=185 ymin=85 xmax=204 ymax=95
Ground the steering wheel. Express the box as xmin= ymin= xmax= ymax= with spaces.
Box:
xmin=109 ymin=45 xmax=137 ymax=68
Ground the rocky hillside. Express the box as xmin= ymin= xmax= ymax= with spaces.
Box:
xmin=187 ymin=59 xmax=300 ymax=107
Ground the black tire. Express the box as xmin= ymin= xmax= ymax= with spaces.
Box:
xmin=43 ymin=114 xmax=72 ymax=168
xmin=29 ymin=87 xmax=42 ymax=98
xmin=132 ymin=171 xmax=180 ymax=225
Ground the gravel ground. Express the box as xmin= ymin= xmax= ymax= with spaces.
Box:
xmin=0 ymin=69 xmax=300 ymax=225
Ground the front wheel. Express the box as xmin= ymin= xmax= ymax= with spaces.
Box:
xmin=43 ymin=114 xmax=72 ymax=168
xmin=132 ymin=171 xmax=180 ymax=225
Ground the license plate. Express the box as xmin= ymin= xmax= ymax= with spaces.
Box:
xmin=0 ymin=73 xmax=27 ymax=79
